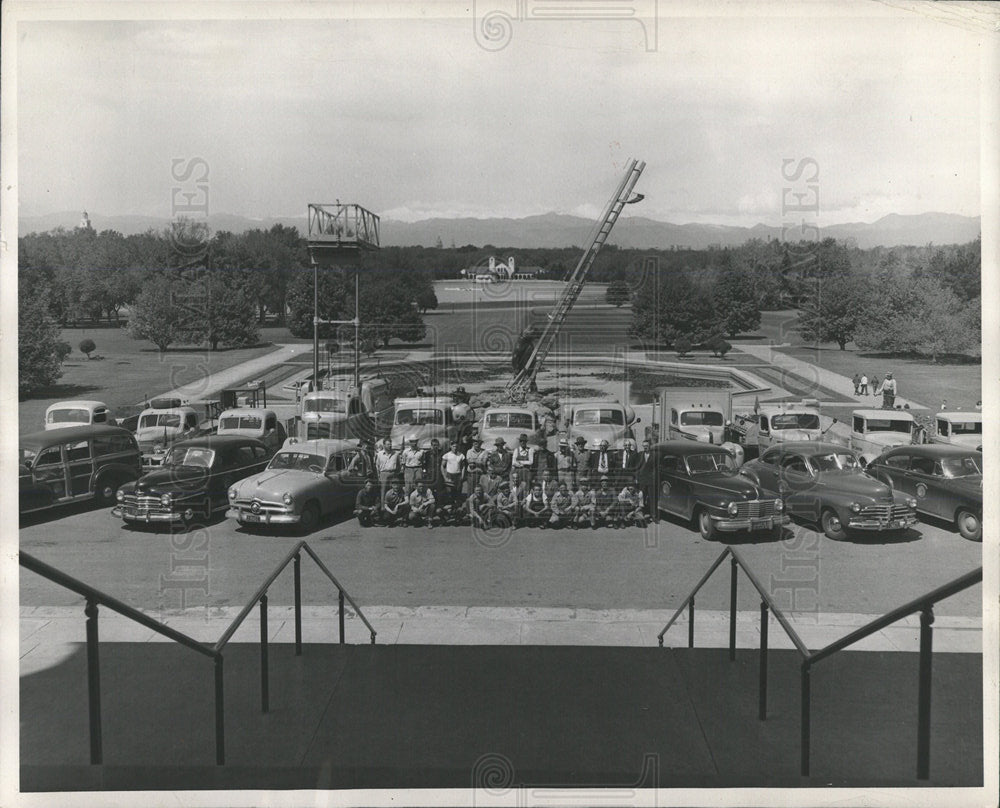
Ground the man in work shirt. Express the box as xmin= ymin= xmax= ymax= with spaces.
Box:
xmin=593 ymin=476 xmax=617 ymax=529
xmin=615 ymin=482 xmax=647 ymax=528
xmin=494 ymin=480 xmax=518 ymax=527
xmin=464 ymin=435 xmax=489 ymax=495
xmin=440 ymin=439 xmax=467 ymax=524
xmin=467 ymin=483 xmax=494 ymax=529
xmin=878 ymin=372 xmax=897 ymax=409
xmin=520 ymin=481 xmax=550 ymax=528
xmin=555 ymin=439 xmax=577 ymax=490
xmin=374 ymin=438 xmax=400 ymax=502
xmin=547 ymin=481 xmax=575 ymax=528
xmin=408 ymin=481 xmax=437 ymax=525
xmin=354 ymin=480 xmax=381 ymax=527
xmin=572 ymin=436 xmax=591 ymax=478
xmin=511 ymin=434 xmax=535 ymax=489
xmin=401 ymin=436 xmax=425 ymax=494
xmin=488 ymin=437 xmax=513 ymax=481
xmin=573 ymin=477 xmax=596 ymax=529
xmin=381 ymin=478 xmax=409 ymax=526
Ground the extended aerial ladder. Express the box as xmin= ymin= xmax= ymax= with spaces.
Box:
xmin=504 ymin=158 xmax=646 ymax=402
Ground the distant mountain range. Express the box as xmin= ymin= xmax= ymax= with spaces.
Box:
xmin=19 ymin=210 xmax=981 ymax=250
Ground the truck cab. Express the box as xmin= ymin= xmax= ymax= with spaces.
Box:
xmin=294 ymin=377 xmax=393 ymax=443
xmin=561 ymin=399 xmax=639 ymax=451
xmin=849 ymin=408 xmax=916 ymax=465
xmin=751 ymin=402 xmax=823 ymax=450
xmin=664 ymin=398 xmax=728 ymax=445
xmin=134 ymin=398 xmax=201 ymax=469
xmin=930 ymin=411 xmax=982 ymax=451
xmin=44 ymin=400 xmax=111 ymax=430
xmin=390 ymin=397 xmax=456 ymax=449
xmin=216 ymin=408 xmax=287 ymax=454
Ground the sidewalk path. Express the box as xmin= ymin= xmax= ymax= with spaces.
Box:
xmin=736 ymin=343 xmax=927 ymax=410
xmin=20 ymin=605 xmax=981 ymax=676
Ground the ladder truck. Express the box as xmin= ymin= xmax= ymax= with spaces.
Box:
xmin=504 ymin=159 xmax=646 ymax=403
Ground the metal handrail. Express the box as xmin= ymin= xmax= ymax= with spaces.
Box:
xmin=20 ymin=540 xmax=377 ymax=767
xmin=656 ymin=547 xmax=983 ymax=781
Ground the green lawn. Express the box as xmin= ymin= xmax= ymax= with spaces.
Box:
xmin=756 ymin=311 xmax=981 ymax=411
xmin=19 ymin=328 xmax=279 ymax=435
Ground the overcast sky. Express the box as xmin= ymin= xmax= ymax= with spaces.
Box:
xmin=13 ymin=2 xmax=994 ymax=226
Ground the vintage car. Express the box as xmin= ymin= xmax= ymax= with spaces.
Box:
xmin=134 ymin=398 xmax=202 ymax=468
xmin=113 ymin=435 xmax=272 ymax=525
xmin=44 ymin=400 xmax=112 ymax=430
xmin=478 ymin=407 xmax=547 ymax=449
xmin=562 ymin=400 xmax=639 ymax=451
xmin=20 ymin=425 xmax=142 ymax=515
xmin=866 ymin=445 xmax=983 ymax=541
xmin=389 ymin=397 xmax=457 ymax=449
xmin=739 ymin=441 xmax=917 ymax=540
xmin=636 ymin=440 xmax=787 ymax=540
xmin=216 ymin=408 xmax=287 ymax=454
xmin=929 ymin=411 xmax=982 ymax=451
xmin=226 ymin=438 xmax=375 ymax=532
xmin=848 ymin=408 xmax=915 ymax=465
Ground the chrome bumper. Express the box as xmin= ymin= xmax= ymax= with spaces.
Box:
xmin=712 ymin=514 xmax=790 ymax=532
xmin=847 ymin=513 xmax=917 ymax=531
xmin=112 ymin=505 xmax=182 ymax=523
xmin=226 ymin=507 xmax=300 ymax=525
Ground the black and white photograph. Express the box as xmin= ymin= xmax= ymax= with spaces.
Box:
xmin=2 ymin=1 xmax=997 ymax=806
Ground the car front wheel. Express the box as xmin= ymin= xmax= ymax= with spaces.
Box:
xmin=956 ymin=509 xmax=982 ymax=542
xmin=299 ymin=501 xmax=320 ymax=534
xmin=821 ymin=508 xmax=848 ymax=540
xmin=697 ymin=509 xmax=719 ymax=541
xmin=96 ymin=475 xmax=123 ymax=505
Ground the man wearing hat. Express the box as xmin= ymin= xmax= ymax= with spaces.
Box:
xmin=465 ymin=434 xmax=489 ymax=495
xmin=401 ymin=435 xmax=425 ymax=494
xmin=589 ymin=439 xmax=613 ymax=477
xmin=555 ymin=438 xmax=577 ymax=490
xmin=487 ymin=437 xmax=512 ymax=481
xmin=878 ymin=372 xmax=897 ymax=409
xmin=494 ymin=480 xmax=518 ymax=526
xmin=511 ymin=433 xmax=535 ymax=490
xmin=572 ymin=435 xmax=591 ymax=477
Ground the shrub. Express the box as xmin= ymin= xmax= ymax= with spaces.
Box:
xmin=79 ymin=338 xmax=96 ymax=359
xmin=675 ymin=336 xmax=693 ymax=358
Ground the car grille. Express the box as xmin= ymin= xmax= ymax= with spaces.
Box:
xmin=232 ymin=497 xmax=289 ymax=515
xmin=858 ymin=503 xmax=912 ymax=520
xmin=734 ymin=500 xmax=778 ymax=519
xmin=120 ymin=493 xmax=170 ymax=514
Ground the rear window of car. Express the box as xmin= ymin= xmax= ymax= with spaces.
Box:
xmin=94 ymin=434 xmax=136 ymax=456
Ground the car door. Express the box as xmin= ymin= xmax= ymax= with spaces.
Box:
xmin=906 ymin=455 xmax=940 ymax=516
xmin=749 ymin=448 xmax=782 ymax=491
xmin=31 ymin=445 xmax=69 ymax=504
xmin=779 ymin=453 xmax=817 ymax=520
xmin=918 ymin=461 xmax=952 ymax=519
xmin=657 ymin=453 xmax=689 ymax=517
xmin=65 ymin=439 xmax=95 ymax=496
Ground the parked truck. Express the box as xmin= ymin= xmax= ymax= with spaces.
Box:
xmin=656 ymin=386 xmax=770 ymax=465
xmin=729 ymin=399 xmax=827 ymax=458
xmin=849 ymin=408 xmax=916 ymax=465
xmin=286 ymin=377 xmax=394 ymax=444
xmin=928 ymin=411 xmax=982 ymax=451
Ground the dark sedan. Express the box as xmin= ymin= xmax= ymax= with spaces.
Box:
xmin=637 ymin=440 xmax=787 ymax=540
xmin=866 ymin=445 xmax=983 ymax=541
xmin=740 ymin=442 xmax=917 ymax=540
xmin=112 ymin=435 xmax=273 ymax=525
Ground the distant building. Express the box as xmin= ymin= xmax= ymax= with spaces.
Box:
xmin=460 ymin=256 xmax=546 ymax=282
xmin=76 ymin=211 xmax=94 ymax=232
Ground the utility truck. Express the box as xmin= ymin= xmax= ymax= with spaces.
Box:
xmin=849 ymin=408 xmax=916 ymax=466
xmin=656 ymin=386 xmax=771 ymax=465
xmin=287 ymin=377 xmax=393 ymax=444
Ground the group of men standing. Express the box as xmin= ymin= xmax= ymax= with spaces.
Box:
xmin=354 ymin=432 xmax=659 ymax=529
xmin=852 ymin=371 xmax=898 ymax=409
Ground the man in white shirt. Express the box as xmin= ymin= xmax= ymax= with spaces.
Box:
xmin=440 ymin=439 xmax=467 ymax=523
xmin=408 ymin=482 xmax=436 ymax=525
xmin=465 ymin=435 xmax=489 ymax=494
xmin=401 ymin=437 xmax=425 ymax=494
xmin=590 ymin=439 xmax=613 ymax=476
xmin=512 ymin=434 xmax=535 ymax=489
xmin=375 ymin=438 xmax=400 ymax=502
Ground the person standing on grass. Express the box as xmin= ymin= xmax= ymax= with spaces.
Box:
xmin=375 ymin=438 xmax=400 ymax=502
xmin=852 ymin=372 xmax=861 ymax=395
xmin=859 ymin=373 xmax=869 ymax=395
xmin=879 ymin=372 xmax=897 ymax=409
xmin=870 ymin=374 xmax=880 ymax=400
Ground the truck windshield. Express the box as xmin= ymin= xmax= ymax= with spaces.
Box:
xmin=139 ymin=413 xmax=182 ymax=429
xmin=163 ymin=447 xmax=215 ymax=467
xmin=864 ymin=419 xmax=913 ymax=434
xmin=47 ymin=408 xmax=91 ymax=424
xmin=395 ymin=408 xmax=443 ymax=425
xmin=575 ymin=409 xmax=624 ymax=426
xmin=685 ymin=453 xmax=738 ymax=475
xmin=268 ymin=451 xmax=327 ymax=472
xmin=220 ymin=415 xmax=263 ymax=431
xmin=772 ymin=414 xmax=820 ymax=430
xmin=940 ymin=456 xmax=982 ymax=477
xmin=486 ymin=412 xmax=535 ymax=429
xmin=304 ymin=398 xmax=346 ymax=414
xmin=947 ymin=421 xmax=982 ymax=435
xmin=680 ymin=411 xmax=724 ymax=427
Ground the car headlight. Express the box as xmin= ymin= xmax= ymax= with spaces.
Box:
xmin=774 ymin=499 xmax=784 ymax=512
xmin=850 ymin=501 xmax=862 ymax=513
xmin=116 ymin=489 xmax=124 ymax=502
xmin=228 ymin=488 xmax=237 ymax=500
xmin=907 ymin=497 xmax=917 ymax=509
xmin=726 ymin=502 xmax=739 ymax=516
xmin=160 ymin=493 xmax=172 ymax=507
xmin=282 ymin=492 xmax=293 ymax=505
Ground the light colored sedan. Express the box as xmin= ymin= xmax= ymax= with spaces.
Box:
xmin=226 ymin=438 xmax=373 ymax=532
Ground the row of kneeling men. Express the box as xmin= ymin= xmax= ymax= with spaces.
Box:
xmin=354 ymin=475 xmax=650 ymax=529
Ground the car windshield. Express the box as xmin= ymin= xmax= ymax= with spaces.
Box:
xmin=139 ymin=413 xmax=182 ymax=429
xmin=47 ymin=408 xmax=90 ymax=424
xmin=163 ymin=447 xmax=215 ymax=467
xmin=939 ymin=456 xmax=982 ymax=477
xmin=486 ymin=412 xmax=535 ymax=429
xmin=268 ymin=451 xmax=327 ymax=472
xmin=304 ymin=397 xmax=347 ymax=414
xmin=809 ymin=452 xmax=862 ymax=472
xmin=575 ymin=409 xmax=624 ymax=426
xmin=685 ymin=452 xmax=739 ymax=475
xmin=220 ymin=415 xmax=263 ymax=431
xmin=864 ymin=418 xmax=913 ymax=434
xmin=771 ymin=413 xmax=820 ymax=430
xmin=680 ymin=411 xmax=724 ymax=427
xmin=946 ymin=420 xmax=982 ymax=435
xmin=395 ymin=408 xmax=444 ymax=425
